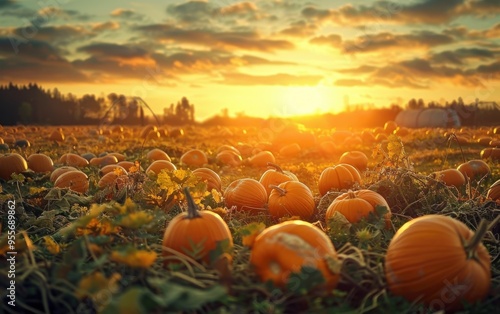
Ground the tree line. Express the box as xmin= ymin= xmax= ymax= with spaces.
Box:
xmin=0 ymin=83 xmax=196 ymax=126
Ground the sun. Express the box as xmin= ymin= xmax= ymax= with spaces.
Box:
xmin=277 ymin=85 xmax=334 ymax=117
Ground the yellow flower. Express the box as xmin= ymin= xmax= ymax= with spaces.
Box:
xmin=239 ymin=222 xmax=265 ymax=248
xmin=75 ymin=272 xmax=121 ymax=299
xmin=75 ymin=217 xmax=120 ymax=236
xmin=117 ymin=211 xmax=153 ymax=229
xmin=43 ymin=236 xmax=60 ymax=255
xmin=173 ymin=169 xmax=188 ymax=181
xmin=110 ymin=248 xmax=157 ymax=268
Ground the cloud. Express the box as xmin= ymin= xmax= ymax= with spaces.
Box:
xmin=166 ymin=1 xmax=214 ymax=24
xmin=10 ymin=25 xmax=94 ymax=45
xmin=302 ymin=0 xmax=500 ymax=26
xmin=0 ymin=0 xmax=16 ymax=8
xmin=221 ymin=72 xmax=323 ymax=86
xmin=91 ymin=21 xmax=120 ymax=32
xmin=78 ymin=42 xmax=149 ymax=59
xmin=337 ymin=65 xmax=378 ymax=74
xmin=280 ymin=20 xmax=318 ymax=37
xmin=135 ymin=23 xmax=294 ymax=52
xmin=309 ymin=34 xmax=342 ymax=47
xmin=217 ymin=2 xmax=258 ymax=16
xmin=110 ymin=8 xmax=145 ymax=20
xmin=430 ymin=48 xmax=499 ymax=65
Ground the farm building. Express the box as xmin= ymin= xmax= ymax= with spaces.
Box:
xmin=394 ymin=108 xmax=461 ymax=128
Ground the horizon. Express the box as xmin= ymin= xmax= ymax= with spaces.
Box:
xmin=1 ymin=0 xmax=499 ymax=120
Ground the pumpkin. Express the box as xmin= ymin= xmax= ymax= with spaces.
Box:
xmin=146 ymin=160 xmax=177 ymax=175
xmin=216 ymin=145 xmax=240 ymax=155
xmin=480 ymin=148 xmax=500 ymax=160
xmin=486 ymin=179 xmax=500 ymax=200
xmin=477 ymin=137 xmax=492 ymax=146
xmin=146 ymin=148 xmax=171 ymax=162
xmin=50 ymin=166 xmax=78 ymax=182
xmin=89 ymin=155 xmax=119 ymax=167
xmin=489 ymin=140 xmax=500 ymax=147
xmin=49 ymin=130 xmax=64 ymax=142
xmin=339 ymin=151 xmax=368 ymax=171
xmin=54 ymin=170 xmax=89 ymax=193
xmin=279 ymin=143 xmax=301 ymax=157
xmin=268 ymin=181 xmax=315 ymax=220
xmin=162 ymin=187 xmax=233 ymax=266
xmin=259 ymin=163 xmax=298 ymax=198
xmin=224 ymin=178 xmax=267 ymax=214
xmin=384 ymin=121 xmax=398 ymax=134
xmin=27 ymin=153 xmax=54 ymax=173
xmin=0 ymin=153 xmax=28 ymax=180
xmin=59 ymin=153 xmax=89 ymax=167
xmin=139 ymin=125 xmax=157 ymax=138
xmin=326 ymin=189 xmax=391 ymax=228
xmin=98 ymin=172 xmax=129 ymax=190
xmin=249 ymin=220 xmax=340 ymax=290
xmin=192 ymin=168 xmax=222 ymax=192
xmin=318 ymin=164 xmax=358 ymax=196
xmin=216 ymin=150 xmax=242 ymax=167
xmin=456 ymin=160 xmax=490 ymax=181
xmin=385 ymin=215 xmax=494 ymax=311
xmin=318 ymin=141 xmax=337 ymax=155
xmin=117 ymin=161 xmax=139 ymax=172
xmin=107 ymin=152 xmax=126 ymax=162
xmin=248 ymin=150 xmax=275 ymax=167
xmin=180 ymin=149 xmax=208 ymax=168
xmin=338 ymin=163 xmax=362 ymax=184
xmin=99 ymin=164 xmax=128 ymax=176
xmin=430 ymin=169 xmax=466 ymax=188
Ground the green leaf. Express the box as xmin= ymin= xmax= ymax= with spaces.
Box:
xmin=286 ymin=266 xmax=326 ymax=294
xmin=209 ymin=238 xmax=232 ymax=264
xmin=101 ymin=287 xmax=149 ymax=314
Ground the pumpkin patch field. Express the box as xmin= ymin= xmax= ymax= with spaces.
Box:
xmin=0 ymin=122 xmax=499 ymax=313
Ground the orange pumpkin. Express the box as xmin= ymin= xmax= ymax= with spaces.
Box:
xmin=338 ymin=163 xmax=362 ymax=184
xmin=50 ymin=166 xmax=78 ymax=182
xmin=146 ymin=148 xmax=171 ymax=162
xmin=89 ymin=155 xmax=119 ymax=167
xmin=456 ymin=160 xmax=490 ymax=181
xmin=0 ymin=153 xmax=28 ymax=180
xmin=430 ymin=169 xmax=466 ymax=188
xmin=318 ymin=165 xmax=358 ymax=196
xmin=49 ymin=130 xmax=64 ymax=142
xmin=216 ymin=150 xmax=242 ymax=167
xmin=27 ymin=153 xmax=54 ymax=173
xmin=106 ymin=152 xmax=126 ymax=162
xmin=268 ymin=181 xmax=315 ymax=220
xmin=99 ymin=164 xmax=128 ymax=176
xmin=385 ymin=215 xmax=493 ymax=311
xmin=98 ymin=172 xmax=129 ymax=190
xmin=192 ymin=168 xmax=222 ymax=192
xmin=248 ymin=150 xmax=275 ymax=167
xmin=224 ymin=178 xmax=267 ymax=214
xmin=59 ymin=153 xmax=89 ymax=167
xmin=339 ymin=151 xmax=368 ymax=171
xmin=117 ymin=161 xmax=138 ymax=172
xmin=279 ymin=143 xmax=301 ymax=157
xmin=163 ymin=187 xmax=233 ymax=266
xmin=249 ymin=220 xmax=340 ymax=290
xmin=480 ymin=148 xmax=500 ymax=160
xmin=486 ymin=179 xmax=500 ymax=200
xmin=146 ymin=160 xmax=177 ymax=175
xmin=259 ymin=163 xmax=298 ymax=198
xmin=384 ymin=121 xmax=398 ymax=134
xmin=139 ymin=125 xmax=157 ymax=139
xmin=180 ymin=149 xmax=208 ymax=168
xmin=54 ymin=170 xmax=89 ymax=193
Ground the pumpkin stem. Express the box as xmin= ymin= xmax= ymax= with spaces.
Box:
xmin=346 ymin=190 xmax=357 ymax=199
xmin=266 ymin=162 xmax=284 ymax=173
xmin=183 ymin=187 xmax=201 ymax=219
xmin=464 ymin=215 xmax=500 ymax=259
xmin=269 ymin=184 xmax=286 ymax=196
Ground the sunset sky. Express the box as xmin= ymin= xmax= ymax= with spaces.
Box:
xmin=0 ymin=0 xmax=499 ymax=120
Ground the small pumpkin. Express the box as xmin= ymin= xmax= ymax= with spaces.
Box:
xmin=54 ymin=170 xmax=89 ymax=193
xmin=249 ymin=220 xmax=340 ymax=290
xmin=50 ymin=166 xmax=78 ymax=182
xmin=0 ymin=153 xmax=28 ymax=180
xmin=98 ymin=172 xmax=129 ymax=190
xmin=49 ymin=130 xmax=64 ymax=142
xmin=338 ymin=151 xmax=368 ymax=171
xmin=59 ymin=153 xmax=89 ymax=167
xmin=180 ymin=149 xmax=208 ymax=168
xmin=259 ymin=163 xmax=298 ymax=198
xmin=146 ymin=148 xmax=171 ymax=162
xmin=480 ymin=147 xmax=500 ymax=160
xmin=224 ymin=178 xmax=267 ymax=214
xmin=146 ymin=160 xmax=177 ymax=175
xmin=89 ymin=155 xmax=119 ymax=167
xmin=216 ymin=150 xmax=242 ymax=167
xmin=99 ymin=164 xmax=128 ymax=176
xmin=248 ymin=150 xmax=275 ymax=167
xmin=486 ymin=179 xmax=500 ymax=200
xmin=192 ymin=168 xmax=222 ymax=192
xmin=318 ymin=164 xmax=359 ymax=196
xmin=279 ymin=143 xmax=301 ymax=157
xmin=456 ymin=160 xmax=490 ymax=181
xmin=385 ymin=215 xmax=494 ymax=311
xmin=268 ymin=181 xmax=315 ymax=220
xmin=430 ymin=169 xmax=466 ymax=188
xmin=162 ymin=187 xmax=233 ymax=266
xmin=27 ymin=153 xmax=54 ymax=173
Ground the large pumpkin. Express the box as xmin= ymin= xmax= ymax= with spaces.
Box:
xmin=430 ymin=169 xmax=465 ymax=188
xmin=268 ymin=181 xmax=315 ymax=220
xmin=338 ymin=151 xmax=368 ymax=171
xmin=224 ymin=178 xmax=267 ymax=214
xmin=180 ymin=149 xmax=208 ymax=168
xmin=249 ymin=220 xmax=340 ymax=290
xmin=248 ymin=150 xmax=275 ymax=167
xmin=146 ymin=148 xmax=171 ymax=162
xmin=162 ymin=187 xmax=233 ymax=266
xmin=59 ymin=153 xmax=89 ymax=167
xmin=146 ymin=160 xmax=177 ymax=175
xmin=27 ymin=153 xmax=54 ymax=173
xmin=54 ymin=170 xmax=89 ymax=193
xmin=50 ymin=166 xmax=78 ymax=182
xmin=192 ymin=168 xmax=222 ymax=192
xmin=318 ymin=164 xmax=359 ymax=196
xmin=0 ymin=153 xmax=28 ymax=180
xmin=259 ymin=163 xmax=298 ymax=198
xmin=385 ymin=215 xmax=493 ymax=311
